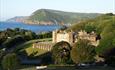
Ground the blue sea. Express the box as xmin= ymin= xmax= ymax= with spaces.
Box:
xmin=0 ymin=22 xmax=61 ymax=33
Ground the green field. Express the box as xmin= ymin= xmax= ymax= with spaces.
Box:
xmin=24 ymin=46 xmax=48 ymax=56
xmin=15 ymin=38 xmax=52 ymax=51
xmin=18 ymin=42 xmax=47 ymax=56
xmin=16 ymin=38 xmax=52 ymax=56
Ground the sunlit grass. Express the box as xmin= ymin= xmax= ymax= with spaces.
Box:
xmin=16 ymin=38 xmax=52 ymax=56
xmin=25 ymin=46 xmax=48 ymax=56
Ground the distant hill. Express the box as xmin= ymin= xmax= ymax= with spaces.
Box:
xmin=25 ymin=9 xmax=101 ymax=25
xmin=7 ymin=16 xmax=27 ymax=22
xmin=7 ymin=9 xmax=101 ymax=25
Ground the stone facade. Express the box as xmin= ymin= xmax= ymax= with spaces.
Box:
xmin=52 ymin=30 xmax=99 ymax=46
xmin=52 ymin=30 xmax=74 ymax=45
xmin=33 ymin=42 xmax=54 ymax=51
xmin=76 ymin=30 xmax=99 ymax=46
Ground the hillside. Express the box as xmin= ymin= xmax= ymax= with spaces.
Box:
xmin=7 ymin=16 xmax=27 ymax=22
xmin=25 ymin=9 xmax=101 ymax=25
xmin=67 ymin=13 xmax=115 ymax=55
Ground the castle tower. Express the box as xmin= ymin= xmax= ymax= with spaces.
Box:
xmin=69 ymin=30 xmax=74 ymax=44
xmin=52 ymin=30 xmax=57 ymax=43
xmin=52 ymin=29 xmax=76 ymax=45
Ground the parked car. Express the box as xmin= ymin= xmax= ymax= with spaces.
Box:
xmin=36 ymin=66 xmax=47 ymax=70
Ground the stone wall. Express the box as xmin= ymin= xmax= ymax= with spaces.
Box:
xmin=76 ymin=30 xmax=99 ymax=46
xmin=33 ymin=42 xmax=54 ymax=51
xmin=52 ymin=30 xmax=74 ymax=45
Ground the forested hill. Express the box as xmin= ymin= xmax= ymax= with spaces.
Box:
xmin=25 ymin=9 xmax=101 ymax=25
xmin=67 ymin=13 xmax=115 ymax=55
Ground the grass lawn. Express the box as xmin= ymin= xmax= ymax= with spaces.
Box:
xmin=24 ymin=46 xmax=48 ymax=56
xmin=15 ymin=38 xmax=52 ymax=57
xmin=38 ymin=38 xmax=52 ymax=42
xmin=14 ymin=38 xmax=52 ymax=52
xmin=14 ymin=39 xmax=40 ymax=52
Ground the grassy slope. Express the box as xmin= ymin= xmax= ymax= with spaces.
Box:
xmin=14 ymin=38 xmax=52 ymax=56
xmin=25 ymin=46 xmax=48 ymax=56
xmin=68 ymin=14 xmax=115 ymax=32
xmin=68 ymin=14 xmax=115 ymax=54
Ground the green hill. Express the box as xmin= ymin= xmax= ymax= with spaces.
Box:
xmin=26 ymin=9 xmax=101 ymax=25
xmin=68 ymin=13 xmax=115 ymax=55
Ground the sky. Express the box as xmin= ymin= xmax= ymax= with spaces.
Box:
xmin=0 ymin=0 xmax=115 ymax=21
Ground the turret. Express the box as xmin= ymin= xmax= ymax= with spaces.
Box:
xmin=52 ymin=30 xmax=58 ymax=43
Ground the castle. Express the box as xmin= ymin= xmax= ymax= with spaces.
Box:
xmin=52 ymin=30 xmax=99 ymax=46
xmin=33 ymin=30 xmax=99 ymax=51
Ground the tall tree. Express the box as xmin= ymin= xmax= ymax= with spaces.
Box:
xmin=71 ymin=39 xmax=96 ymax=64
xmin=52 ymin=41 xmax=72 ymax=64
xmin=2 ymin=53 xmax=20 ymax=70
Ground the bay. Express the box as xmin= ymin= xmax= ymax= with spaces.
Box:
xmin=0 ymin=22 xmax=61 ymax=33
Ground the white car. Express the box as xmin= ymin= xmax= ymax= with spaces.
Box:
xmin=36 ymin=66 xmax=47 ymax=70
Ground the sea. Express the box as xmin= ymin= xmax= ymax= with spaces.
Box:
xmin=0 ymin=22 xmax=61 ymax=33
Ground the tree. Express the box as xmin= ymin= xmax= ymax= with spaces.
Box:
xmin=2 ymin=53 xmax=20 ymax=70
xmin=71 ymin=39 xmax=96 ymax=64
xmin=52 ymin=41 xmax=72 ymax=64
xmin=25 ymin=31 xmax=35 ymax=40
xmin=84 ymin=23 xmax=96 ymax=33
xmin=105 ymin=13 xmax=114 ymax=16
xmin=3 ymin=35 xmax=25 ymax=48
xmin=96 ymin=32 xmax=115 ymax=55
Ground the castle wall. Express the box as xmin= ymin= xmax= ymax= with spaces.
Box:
xmin=33 ymin=42 xmax=54 ymax=51
xmin=52 ymin=31 xmax=56 ymax=43
xmin=56 ymin=33 xmax=70 ymax=43
xmin=52 ymin=30 xmax=74 ymax=45
xmin=77 ymin=30 xmax=99 ymax=46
